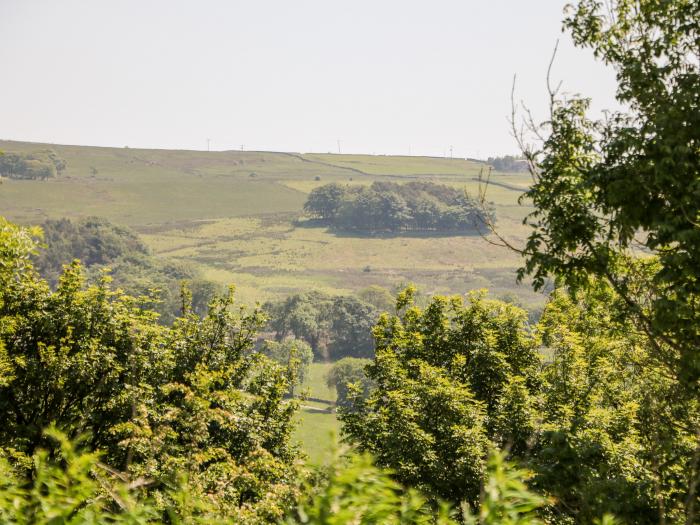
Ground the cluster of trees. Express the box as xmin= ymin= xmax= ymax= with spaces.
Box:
xmin=265 ymin=292 xmax=378 ymax=361
xmin=486 ymin=155 xmax=528 ymax=172
xmin=33 ymin=217 xmax=220 ymax=323
xmin=34 ymin=217 xmax=148 ymax=283
xmin=303 ymin=181 xmax=492 ymax=233
xmin=0 ymin=218 xmax=304 ymax=522
xmin=0 ymin=217 xmax=544 ymax=524
xmin=340 ymin=281 xmax=698 ymax=522
xmin=0 ymin=150 xmax=66 ymax=180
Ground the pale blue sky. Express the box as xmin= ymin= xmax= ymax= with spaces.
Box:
xmin=0 ymin=1 xmax=618 ymax=158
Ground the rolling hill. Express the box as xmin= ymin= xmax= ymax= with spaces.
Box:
xmin=0 ymin=139 xmax=537 ymax=308
xmin=1 ymin=139 xmax=542 ymax=459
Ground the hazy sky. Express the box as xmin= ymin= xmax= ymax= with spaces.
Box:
xmin=0 ymin=1 xmax=619 ymax=158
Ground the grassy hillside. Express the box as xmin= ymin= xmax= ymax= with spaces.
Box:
xmin=0 ymin=140 xmax=539 ymax=309
xmin=0 ymin=140 xmax=540 ymax=462
xmin=293 ymin=362 xmax=340 ymax=465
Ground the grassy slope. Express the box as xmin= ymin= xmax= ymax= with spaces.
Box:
xmin=1 ymin=140 xmax=539 ymax=461
xmin=0 ymin=140 xmax=538 ymax=308
xmin=294 ymin=362 xmax=339 ymax=465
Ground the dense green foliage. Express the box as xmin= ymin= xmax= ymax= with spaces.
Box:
xmin=1 ymin=1 xmax=697 ymax=522
xmin=518 ymin=0 xmax=700 ymax=389
xmin=325 ymin=357 xmax=372 ymax=409
xmin=0 ymin=217 xmax=305 ymax=522
xmin=532 ymin=278 xmax=697 ymax=523
xmin=462 ymin=451 xmax=547 ymax=525
xmin=265 ymin=292 xmax=377 ymax=361
xmin=260 ymin=338 xmax=314 ymax=395
xmin=286 ymin=452 xmax=452 ymax=525
xmin=341 ymin=279 xmax=699 ymax=522
xmin=0 ymin=428 xmax=243 ymax=524
xmin=0 ymin=429 xmax=546 ymax=525
xmin=34 ymin=217 xmax=149 ymax=284
xmin=506 ymin=1 xmax=700 ymax=520
xmin=0 ymin=150 xmax=65 ymax=180
xmin=288 ymin=450 xmax=547 ymax=525
xmin=304 ymin=182 xmax=491 ymax=233
xmin=327 ymin=296 xmax=377 ymax=360
xmin=0 ymin=215 xmax=556 ymax=524
xmin=341 ymin=288 xmax=540 ymax=506
xmin=34 ymin=217 xmax=220 ymax=323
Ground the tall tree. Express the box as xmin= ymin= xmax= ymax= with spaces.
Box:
xmin=303 ymin=183 xmax=347 ymax=220
xmin=328 ymin=296 xmax=377 ymax=360
xmin=532 ymin=275 xmax=696 ymax=523
xmin=489 ymin=1 xmax=700 ymax=520
xmin=513 ymin=0 xmax=700 ymax=387
xmin=340 ymin=288 xmax=540 ymax=507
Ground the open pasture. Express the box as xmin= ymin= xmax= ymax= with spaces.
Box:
xmin=0 ymin=140 xmax=543 ymax=461
xmin=0 ymin=140 xmax=540 ymax=309
xmin=293 ymin=362 xmax=339 ymax=465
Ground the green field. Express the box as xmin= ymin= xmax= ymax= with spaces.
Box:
xmin=0 ymin=140 xmax=540 ymax=309
xmin=293 ymin=362 xmax=340 ymax=465
xmin=1 ymin=140 xmax=540 ymax=461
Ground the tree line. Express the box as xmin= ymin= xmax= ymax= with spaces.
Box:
xmin=485 ymin=155 xmax=528 ymax=172
xmin=0 ymin=150 xmax=66 ymax=180
xmin=303 ymin=181 xmax=493 ymax=233
xmin=33 ymin=216 xmax=384 ymax=354
xmin=33 ymin=217 xmax=221 ymax=323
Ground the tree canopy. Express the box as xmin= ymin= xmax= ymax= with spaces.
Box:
xmin=33 ymin=217 xmax=220 ymax=323
xmin=516 ymin=0 xmax=700 ymax=390
xmin=265 ymin=292 xmax=377 ymax=361
xmin=304 ymin=181 xmax=492 ymax=233
xmin=340 ymin=288 xmax=540 ymax=506
xmin=340 ymin=276 xmax=699 ymax=522
xmin=0 ymin=150 xmax=65 ymax=180
xmin=0 ymin=217 xmax=305 ymax=522
xmin=478 ymin=1 xmax=700 ymax=520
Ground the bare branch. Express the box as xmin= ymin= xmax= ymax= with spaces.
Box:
xmin=546 ymin=40 xmax=562 ymax=105
xmin=474 ymin=166 xmax=525 ymax=254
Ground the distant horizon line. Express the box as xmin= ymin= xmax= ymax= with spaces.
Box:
xmin=0 ymin=138 xmax=516 ymax=163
